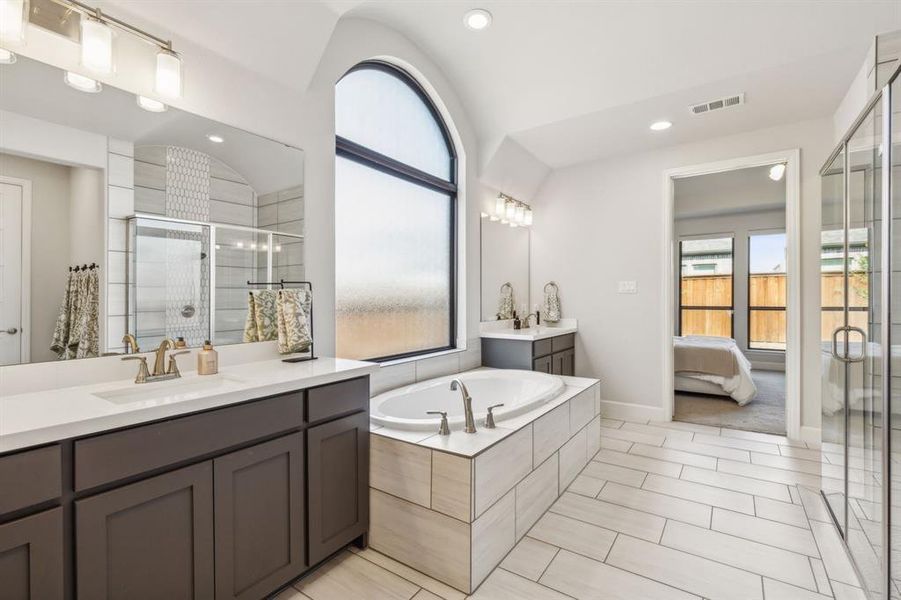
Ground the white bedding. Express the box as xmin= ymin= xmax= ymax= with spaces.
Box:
xmin=674 ymin=336 xmax=758 ymax=405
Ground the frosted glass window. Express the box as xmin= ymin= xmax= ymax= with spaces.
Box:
xmin=336 ymin=66 xmax=453 ymax=181
xmin=335 ymin=156 xmax=452 ymax=360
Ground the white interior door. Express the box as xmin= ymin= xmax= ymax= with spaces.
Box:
xmin=0 ymin=181 xmax=23 ymax=365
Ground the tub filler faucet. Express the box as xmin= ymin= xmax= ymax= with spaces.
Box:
xmin=449 ymin=379 xmax=477 ymax=433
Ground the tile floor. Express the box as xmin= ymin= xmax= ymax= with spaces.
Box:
xmin=275 ymin=419 xmax=866 ymax=600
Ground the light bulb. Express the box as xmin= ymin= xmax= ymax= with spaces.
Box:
xmin=0 ymin=0 xmax=27 ymax=43
xmin=64 ymin=71 xmax=102 ymax=93
xmin=81 ymin=17 xmax=113 ymax=74
xmin=524 ymin=207 xmax=533 ymax=226
xmin=505 ymin=198 xmax=516 ymax=220
xmin=495 ymin=194 xmax=505 ymax=217
xmin=136 ymin=95 xmax=167 ymax=112
xmin=514 ymin=203 xmax=525 ymax=224
xmin=156 ymin=49 xmax=182 ymax=98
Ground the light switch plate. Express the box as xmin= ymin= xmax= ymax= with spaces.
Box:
xmin=618 ymin=280 xmax=637 ymax=294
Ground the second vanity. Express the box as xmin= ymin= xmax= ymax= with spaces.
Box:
xmin=0 ymin=356 xmax=377 ymax=600
xmin=480 ymin=319 xmax=578 ymax=376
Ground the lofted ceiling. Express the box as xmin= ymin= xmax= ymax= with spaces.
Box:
xmin=99 ymin=1 xmax=900 ymax=170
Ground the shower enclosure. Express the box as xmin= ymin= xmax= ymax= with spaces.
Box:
xmin=126 ymin=214 xmax=303 ymax=350
xmin=820 ymin=65 xmax=899 ymax=598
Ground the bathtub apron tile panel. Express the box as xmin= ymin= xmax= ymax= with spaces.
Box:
xmin=431 ymin=450 xmax=473 ymax=522
xmin=370 ymin=435 xmax=433 ymax=508
xmin=474 ymin=425 xmax=533 ymax=518
xmin=570 ymin=386 xmax=597 ymax=434
xmin=532 ymin=403 xmax=571 ymax=466
xmin=559 ymin=426 xmax=590 ymax=491
xmin=471 ymin=489 xmax=516 ymax=589
xmin=515 ymin=454 xmax=560 ymax=540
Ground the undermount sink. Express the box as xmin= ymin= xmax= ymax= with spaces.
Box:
xmin=94 ymin=375 xmax=246 ymax=404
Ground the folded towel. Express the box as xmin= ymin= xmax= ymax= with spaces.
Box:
xmin=276 ymin=289 xmax=312 ymax=354
xmin=243 ymin=289 xmax=279 ymax=342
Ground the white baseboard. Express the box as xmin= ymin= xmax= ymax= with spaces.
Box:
xmin=799 ymin=426 xmax=821 ymax=445
xmin=600 ymin=399 xmax=664 ymax=423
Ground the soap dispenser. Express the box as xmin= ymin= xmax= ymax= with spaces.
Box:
xmin=197 ymin=340 xmax=219 ymax=375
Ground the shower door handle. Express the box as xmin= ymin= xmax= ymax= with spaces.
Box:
xmin=845 ymin=326 xmax=866 ymax=363
xmin=831 ymin=326 xmax=845 ymax=360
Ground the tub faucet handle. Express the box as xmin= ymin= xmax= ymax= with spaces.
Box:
xmin=485 ymin=404 xmax=505 ymax=429
xmin=426 ymin=411 xmax=451 ymax=436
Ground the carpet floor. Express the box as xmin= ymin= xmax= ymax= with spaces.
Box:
xmin=674 ymin=370 xmax=786 ymax=435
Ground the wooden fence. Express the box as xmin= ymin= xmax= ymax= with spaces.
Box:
xmin=680 ymin=273 xmax=868 ymax=343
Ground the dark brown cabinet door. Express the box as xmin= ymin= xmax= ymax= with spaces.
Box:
xmin=532 ymin=355 xmax=552 ymax=373
xmin=560 ymin=349 xmax=575 ymax=376
xmin=0 ymin=508 xmax=64 ymax=600
xmin=75 ymin=461 xmax=214 ymax=600
xmin=214 ymin=433 xmax=305 ymax=600
xmin=307 ymin=411 xmax=369 ymax=566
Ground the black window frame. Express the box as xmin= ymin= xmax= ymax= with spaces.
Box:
xmin=335 ymin=60 xmax=458 ymax=363
xmin=678 ymin=236 xmax=735 ymax=338
xmin=747 ymin=232 xmax=787 ymax=352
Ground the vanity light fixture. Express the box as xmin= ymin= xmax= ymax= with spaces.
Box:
xmin=514 ymin=202 xmax=525 ymax=224
xmin=0 ymin=48 xmax=15 ymax=64
xmin=524 ymin=207 xmax=533 ymax=226
xmin=155 ymin=47 xmax=182 ymax=98
xmin=64 ymin=71 xmax=102 ymax=93
xmin=464 ymin=8 xmax=492 ymax=30
xmin=504 ymin=197 xmax=516 ymax=220
xmin=0 ymin=0 xmax=27 ymax=43
xmin=650 ymin=120 xmax=672 ymax=131
xmin=80 ymin=14 xmax=114 ymax=74
xmin=207 ymin=134 xmax=224 ymax=143
xmin=136 ymin=95 xmax=166 ymax=112
xmin=768 ymin=163 xmax=786 ymax=181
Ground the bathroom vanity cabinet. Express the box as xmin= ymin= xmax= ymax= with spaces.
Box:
xmin=0 ymin=375 xmax=370 ymax=600
xmin=482 ymin=332 xmax=576 ymax=376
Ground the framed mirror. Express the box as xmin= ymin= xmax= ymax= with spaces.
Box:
xmin=0 ymin=54 xmax=304 ymax=365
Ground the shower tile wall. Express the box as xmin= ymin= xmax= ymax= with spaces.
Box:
xmin=258 ymin=185 xmax=305 ymax=283
xmin=131 ymin=146 xmax=259 ymax=347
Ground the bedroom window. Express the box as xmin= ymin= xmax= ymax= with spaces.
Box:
xmin=679 ymin=237 xmax=734 ymax=338
xmin=748 ymin=232 xmax=787 ymax=351
xmin=335 ymin=61 xmax=457 ymax=361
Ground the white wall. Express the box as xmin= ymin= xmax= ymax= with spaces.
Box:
xmin=530 ymin=117 xmax=832 ymax=430
xmin=69 ymin=167 xmax=105 ymax=267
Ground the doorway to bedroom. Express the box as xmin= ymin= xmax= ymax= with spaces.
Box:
xmin=669 ymin=158 xmax=794 ymax=436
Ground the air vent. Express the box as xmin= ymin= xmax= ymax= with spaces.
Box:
xmin=689 ymin=93 xmax=745 ymax=116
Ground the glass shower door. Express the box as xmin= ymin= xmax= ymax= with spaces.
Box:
xmin=844 ymin=97 xmax=884 ymax=598
xmin=822 ymin=147 xmax=848 ymax=532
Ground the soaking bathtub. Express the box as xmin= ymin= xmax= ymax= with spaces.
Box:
xmin=370 ymin=369 xmax=565 ymax=431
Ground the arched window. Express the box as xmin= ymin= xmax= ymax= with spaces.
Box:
xmin=335 ymin=61 xmax=457 ymax=361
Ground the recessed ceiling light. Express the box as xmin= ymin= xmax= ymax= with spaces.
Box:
xmin=64 ymin=71 xmax=102 ymax=93
xmin=464 ymin=9 xmax=492 ymax=30
xmin=650 ymin=120 xmax=672 ymax=131
xmin=769 ymin=163 xmax=786 ymax=181
xmin=207 ymin=134 xmax=224 ymax=143
xmin=136 ymin=95 xmax=167 ymax=112
xmin=0 ymin=48 xmax=15 ymax=64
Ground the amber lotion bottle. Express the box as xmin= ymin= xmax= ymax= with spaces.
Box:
xmin=197 ymin=341 xmax=219 ymax=375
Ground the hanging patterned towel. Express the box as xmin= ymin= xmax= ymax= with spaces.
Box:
xmin=276 ymin=288 xmax=312 ymax=354
xmin=544 ymin=281 xmax=561 ymax=323
xmin=73 ymin=268 xmax=100 ymax=359
xmin=243 ymin=289 xmax=279 ymax=342
xmin=50 ymin=271 xmax=77 ymax=359
xmin=497 ymin=282 xmax=515 ymax=320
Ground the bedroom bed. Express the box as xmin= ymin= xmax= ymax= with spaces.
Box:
xmin=674 ymin=335 xmax=758 ymax=405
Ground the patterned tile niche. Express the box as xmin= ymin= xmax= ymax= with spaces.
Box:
xmin=163 ymin=147 xmax=211 ymax=347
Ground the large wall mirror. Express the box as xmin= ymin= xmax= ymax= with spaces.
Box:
xmin=480 ymin=216 xmax=530 ymax=321
xmin=0 ymin=54 xmax=304 ymax=365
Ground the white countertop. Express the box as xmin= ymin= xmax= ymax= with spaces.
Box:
xmin=0 ymin=357 xmax=378 ymax=453
xmin=479 ymin=318 xmax=578 ymax=341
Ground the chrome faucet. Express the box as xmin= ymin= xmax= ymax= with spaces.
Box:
xmin=152 ymin=338 xmax=176 ymax=377
xmin=449 ymin=379 xmax=477 ymax=433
